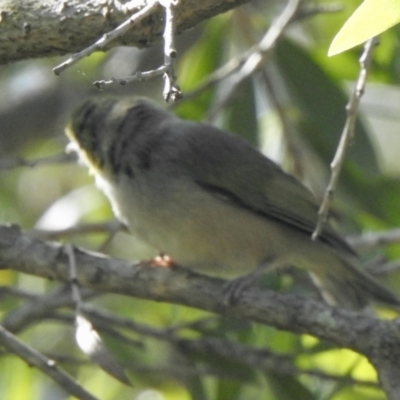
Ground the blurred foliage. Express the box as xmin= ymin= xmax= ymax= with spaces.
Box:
xmin=0 ymin=0 xmax=400 ymax=399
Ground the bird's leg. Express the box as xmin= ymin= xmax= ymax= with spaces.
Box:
xmin=222 ymin=257 xmax=277 ymax=305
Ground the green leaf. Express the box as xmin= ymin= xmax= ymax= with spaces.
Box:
xmin=329 ymin=0 xmax=400 ymax=56
xmin=275 ymin=39 xmax=380 ymax=178
xmin=222 ymin=78 xmax=258 ymax=146
xmin=174 ymin=15 xmax=230 ymax=121
xmin=267 ymin=374 xmax=316 ymax=400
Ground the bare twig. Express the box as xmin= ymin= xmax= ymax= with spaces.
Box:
xmin=296 ymin=2 xmax=342 ymax=20
xmin=161 ymin=0 xmax=181 ymax=101
xmin=179 ymin=0 xmax=341 ymax=105
xmin=348 ymin=228 xmax=400 ymax=251
xmin=93 ymin=65 xmax=168 ymax=89
xmin=0 ymin=286 xmax=40 ymax=302
xmin=93 ymin=0 xmax=182 ymax=100
xmin=171 ymin=55 xmax=244 ymax=105
xmin=31 ymin=220 xmax=123 ymax=240
xmin=65 ymin=245 xmax=132 ymax=386
xmin=207 ymin=0 xmax=302 ymax=121
xmin=162 ymin=0 xmax=178 ymax=59
xmin=66 ymin=244 xmax=82 ymax=311
xmin=312 ymin=37 xmax=377 ymax=240
xmin=0 ymin=153 xmax=75 ymax=171
xmin=55 ymin=0 xmax=182 ymax=100
xmin=53 ymin=2 xmax=158 ymax=76
xmin=1 ymin=284 xmax=97 ymax=334
xmin=0 ymin=325 xmax=98 ymax=400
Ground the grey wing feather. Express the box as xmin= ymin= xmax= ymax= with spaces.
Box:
xmin=166 ymin=120 xmax=354 ymax=255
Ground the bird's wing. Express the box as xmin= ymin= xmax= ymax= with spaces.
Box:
xmin=168 ymin=120 xmax=354 ymax=255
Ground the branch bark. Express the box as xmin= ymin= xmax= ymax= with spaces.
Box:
xmin=1 ymin=224 xmax=400 ymax=398
xmin=0 ymin=0 xmax=250 ymax=65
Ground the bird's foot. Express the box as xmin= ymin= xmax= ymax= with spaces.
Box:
xmin=148 ymin=253 xmax=175 ymax=268
xmin=223 ymin=272 xmax=260 ymax=306
xmin=222 ymin=259 xmax=273 ymax=305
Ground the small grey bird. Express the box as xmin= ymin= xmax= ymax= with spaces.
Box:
xmin=65 ymin=97 xmax=399 ymax=309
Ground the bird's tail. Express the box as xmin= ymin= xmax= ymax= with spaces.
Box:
xmin=309 ymin=258 xmax=400 ymax=310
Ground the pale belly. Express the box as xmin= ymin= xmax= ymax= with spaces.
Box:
xmin=102 ymin=173 xmax=341 ymax=278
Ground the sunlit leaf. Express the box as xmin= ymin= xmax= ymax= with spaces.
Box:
xmin=329 ymin=0 xmax=400 ymax=56
xmin=75 ymin=314 xmax=131 ymax=386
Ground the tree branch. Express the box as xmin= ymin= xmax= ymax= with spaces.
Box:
xmin=0 ymin=225 xmax=397 ymax=349
xmin=0 ymin=0 xmax=250 ymax=65
xmin=0 ymin=324 xmax=98 ymax=400
xmin=1 ymin=224 xmax=400 ymax=396
xmin=82 ymin=305 xmax=378 ymax=387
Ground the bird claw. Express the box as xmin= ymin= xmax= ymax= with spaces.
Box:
xmin=222 ymin=259 xmax=273 ymax=305
xmin=148 ymin=253 xmax=175 ymax=268
xmin=222 ymin=273 xmax=260 ymax=306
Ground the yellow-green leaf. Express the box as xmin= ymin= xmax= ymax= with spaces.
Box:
xmin=328 ymin=0 xmax=400 ymax=56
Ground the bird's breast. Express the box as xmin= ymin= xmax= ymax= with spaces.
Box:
xmin=102 ymin=171 xmax=322 ymax=277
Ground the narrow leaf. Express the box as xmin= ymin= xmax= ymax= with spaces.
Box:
xmin=329 ymin=0 xmax=400 ymax=56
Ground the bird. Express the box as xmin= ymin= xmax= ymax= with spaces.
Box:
xmin=65 ymin=96 xmax=400 ymax=310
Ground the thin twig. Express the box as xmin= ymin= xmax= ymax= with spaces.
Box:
xmin=78 ymin=0 xmax=299 ymax=99
xmin=31 ymin=220 xmax=123 ymax=240
xmin=93 ymin=65 xmax=168 ymax=89
xmin=166 ymin=316 xmax=217 ymax=333
xmin=296 ymin=2 xmax=342 ymax=20
xmin=53 ymin=0 xmax=182 ymax=100
xmin=312 ymin=37 xmax=378 ymax=240
xmin=162 ymin=0 xmax=178 ymax=59
xmin=172 ymin=54 xmax=246 ymax=105
xmin=0 ymin=286 xmax=40 ymax=301
xmin=0 ymin=153 xmax=75 ymax=171
xmin=65 ymin=246 xmax=132 ymax=386
xmin=53 ymin=1 xmax=159 ymax=75
xmin=66 ymin=244 xmax=82 ymax=311
xmin=0 ymin=325 xmax=98 ymax=400
xmin=162 ymin=0 xmax=181 ymax=101
xmin=1 ymin=284 xmax=97 ymax=334
xmin=207 ymin=0 xmax=302 ymax=121
xmin=348 ymin=228 xmax=400 ymax=251
xmin=178 ymin=0 xmax=341 ymax=105
xmin=93 ymin=0 xmax=182 ymax=100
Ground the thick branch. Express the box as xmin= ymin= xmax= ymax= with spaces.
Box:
xmin=0 ymin=224 xmax=399 ymax=360
xmin=0 ymin=0 xmax=250 ymax=65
